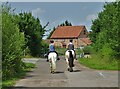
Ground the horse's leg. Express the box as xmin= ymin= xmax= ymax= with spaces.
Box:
xmin=69 ymin=67 xmax=73 ymax=72
xmin=67 ymin=60 xmax=70 ymax=71
xmin=49 ymin=60 xmax=53 ymax=73
xmin=52 ymin=61 xmax=56 ymax=74
xmin=66 ymin=58 xmax=70 ymax=71
xmin=50 ymin=57 xmax=56 ymax=74
xmin=69 ymin=58 xmax=74 ymax=72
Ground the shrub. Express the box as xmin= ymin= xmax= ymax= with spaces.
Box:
xmin=40 ymin=41 xmax=49 ymax=57
xmin=100 ymin=43 xmax=115 ymax=60
xmin=83 ymin=46 xmax=94 ymax=54
xmin=2 ymin=5 xmax=25 ymax=80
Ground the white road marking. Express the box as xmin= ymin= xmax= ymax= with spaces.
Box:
xmin=99 ymin=72 xmax=106 ymax=78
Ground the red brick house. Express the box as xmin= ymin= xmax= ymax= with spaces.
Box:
xmin=50 ymin=26 xmax=92 ymax=48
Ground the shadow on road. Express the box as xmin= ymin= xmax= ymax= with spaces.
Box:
xmin=73 ymin=69 xmax=82 ymax=72
xmin=24 ymin=74 xmax=34 ymax=78
xmin=8 ymin=86 xmax=39 ymax=89
xmin=54 ymin=71 xmax=64 ymax=74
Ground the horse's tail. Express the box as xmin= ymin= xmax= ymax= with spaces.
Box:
xmin=68 ymin=50 xmax=74 ymax=67
xmin=68 ymin=50 xmax=73 ymax=59
xmin=51 ymin=53 xmax=57 ymax=70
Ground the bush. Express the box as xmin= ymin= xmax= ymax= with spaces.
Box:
xmin=100 ymin=43 xmax=115 ymax=60
xmin=40 ymin=41 xmax=49 ymax=57
xmin=83 ymin=46 xmax=94 ymax=54
xmin=2 ymin=5 xmax=25 ymax=80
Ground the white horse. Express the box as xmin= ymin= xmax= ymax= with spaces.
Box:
xmin=65 ymin=50 xmax=75 ymax=72
xmin=48 ymin=52 xmax=57 ymax=74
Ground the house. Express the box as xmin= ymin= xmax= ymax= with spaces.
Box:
xmin=50 ymin=26 xmax=92 ymax=48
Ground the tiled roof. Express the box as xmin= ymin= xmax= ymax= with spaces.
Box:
xmin=50 ymin=26 xmax=85 ymax=39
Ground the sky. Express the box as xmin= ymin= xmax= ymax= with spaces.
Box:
xmin=10 ymin=2 xmax=106 ymax=39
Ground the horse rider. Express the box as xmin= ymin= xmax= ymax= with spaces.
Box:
xmin=47 ymin=40 xmax=60 ymax=61
xmin=67 ymin=39 xmax=77 ymax=60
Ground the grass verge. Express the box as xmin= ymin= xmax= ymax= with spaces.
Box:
xmin=79 ymin=57 xmax=120 ymax=70
xmin=2 ymin=63 xmax=36 ymax=89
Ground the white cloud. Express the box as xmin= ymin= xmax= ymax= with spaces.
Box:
xmin=86 ymin=14 xmax=97 ymax=21
xmin=32 ymin=8 xmax=45 ymax=17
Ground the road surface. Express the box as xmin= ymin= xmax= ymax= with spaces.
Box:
xmin=13 ymin=57 xmax=118 ymax=88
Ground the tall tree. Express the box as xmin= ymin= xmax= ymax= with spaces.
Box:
xmin=2 ymin=3 xmax=25 ymax=80
xmin=47 ymin=27 xmax=55 ymax=39
xmin=90 ymin=2 xmax=119 ymax=59
xmin=65 ymin=20 xmax=72 ymax=26
xmin=16 ymin=12 xmax=45 ymax=57
xmin=60 ymin=20 xmax=72 ymax=26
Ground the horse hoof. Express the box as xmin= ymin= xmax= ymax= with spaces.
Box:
xmin=57 ymin=58 xmax=60 ymax=60
xmin=67 ymin=68 xmax=70 ymax=71
xmin=51 ymin=71 xmax=55 ymax=74
xmin=46 ymin=59 xmax=49 ymax=62
xmin=70 ymin=70 xmax=73 ymax=72
xmin=69 ymin=68 xmax=73 ymax=72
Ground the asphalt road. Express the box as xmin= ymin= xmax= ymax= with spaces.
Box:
xmin=13 ymin=57 xmax=119 ymax=88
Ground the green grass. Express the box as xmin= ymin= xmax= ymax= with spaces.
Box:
xmin=52 ymin=47 xmax=119 ymax=70
xmin=24 ymin=54 xmax=34 ymax=58
xmin=56 ymin=47 xmax=80 ymax=56
xmin=2 ymin=63 xmax=36 ymax=89
xmin=2 ymin=76 xmax=23 ymax=88
xmin=24 ymin=63 xmax=36 ymax=71
xmin=79 ymin=56 xmax=120 ymax=70
xmin=56 ymin=47 xmax=67 ymax=55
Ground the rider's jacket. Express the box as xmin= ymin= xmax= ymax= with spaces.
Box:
xmin=68 ymin=42 xmax=74 ymax=50
xmin=49 ymin=43 xmax=55 ymax=52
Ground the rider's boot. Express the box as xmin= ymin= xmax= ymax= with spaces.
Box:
xmin=46 ymin=55 xmax=49 ymax=62
xmin=57 ymin=57 xmax=60 ymax=60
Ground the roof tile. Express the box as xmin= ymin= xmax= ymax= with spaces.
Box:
xmin=50 ymin=26 xmax=85 ymax=38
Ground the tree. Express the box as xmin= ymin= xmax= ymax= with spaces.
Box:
xmin=60 ymin=20 xmax=72 ymax=26
xmin=65 ymin=20 xmax=72 ymax=26
xmin=2 ymin=3 xmax=25 ymax=80
xmin=90 ymin=2 xmax=119 ymax=59
xmin=16 ymin=12 xmax=45 ymax=57
xmin=47 ymin=27 xmax=55 ymax=39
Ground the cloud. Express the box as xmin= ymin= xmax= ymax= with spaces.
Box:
xmin=32 ymin=8 xmax=45 ymax=17
xmin=86 ymin=14 xmax=97 ymax=21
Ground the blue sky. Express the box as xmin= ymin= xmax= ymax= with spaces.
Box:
xmin=10 ymin=2 xmax=105 ymax=39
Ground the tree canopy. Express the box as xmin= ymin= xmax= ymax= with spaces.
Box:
xmin=2 ymin=3 xmax=49 ymax=80
xmin=2 ymin=3 xmax=25 ymax=80
xmin=15 ymin=12 xmax=46 ymax=57
xmin=89 ymin=2 xmax=119 ymax=59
